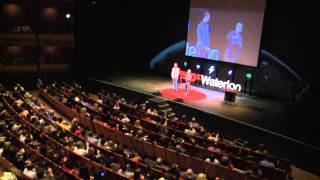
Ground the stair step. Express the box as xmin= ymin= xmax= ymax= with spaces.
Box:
xmin=158 ymin=103 xmax=170 ymax=108
xmin=161 ymin=108 xmax=172 ymax=112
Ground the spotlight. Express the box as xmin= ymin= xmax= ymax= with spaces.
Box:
xmin=196 ymin=64 xmax=201 ymax=70
xmin=245 ymin=72 xmax=253 ymax=79
xmin=227 ymin=69 xmax=233 ymax=76
xmin=65 ymin=13 xmax=71 ymax=19
xmin=208 ymin=65 xmax=215 ymax=74
xmin=183 ymin=61 xmax=188 ymax=67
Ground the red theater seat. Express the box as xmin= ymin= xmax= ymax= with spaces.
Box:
xmin=191 ymin=157 xmax=204 ymax=173
xmin=154 ymin=144 xmax=166 ymax=162
xmin=230 ymin=170 xmax=246 ymax=180
xmin=143 ymin=141 xmax=154 ymax=157
xmin=177 ymin=152 xmax=192 ymax=170
xmin=166 ymin=148 xmax=178 ymax=165
xmin=133 ymin=138 xmax=144 ymax=154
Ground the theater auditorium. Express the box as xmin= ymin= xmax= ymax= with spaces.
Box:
xmin=0 ymin=0 xmax=319 ymax=179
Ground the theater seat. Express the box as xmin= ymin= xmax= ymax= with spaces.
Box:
xmin=101 ymin=126 xmax=113 ymax=140
xmin=191 ymin=157 xmax=204 ymax=173
xmin=166 ymin=148 xmax=178 ymax=165
xmin=246 ymin=175 xmax=260 ymax=180
xmin=194 ymin=145 xmax=207 ymax=159
xmin=154 ymin=144 xmax=166 ymax=162
xmin=93 ymin=121 xmax=104 ymax=136
xmin=177 ymin=152 xmax=192 ymax=170
xmin=124 ymin=134 xmax=134 ymax=149
xmin=204 ymin=161 xmax=218 ymax=178
xmin=204 ymin=161 xmax=232 ymax=179
xmin=230 ymin=170 xmax=246 ymax=180
xmin=215 ymin=164 xmax=231 ymax=180
xmin=115 ymin=131 xmax=126 ymax=147
xmin=133 ymin=138 xmax=144 ymax=154
xmin=143 ymin=141 xmax=154 ymax=157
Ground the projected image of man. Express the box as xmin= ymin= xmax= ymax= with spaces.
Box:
xmin=224 ymin=22 xmax=244 ymax=63
xmin=196 ymin=11 xmax=211 ymax=59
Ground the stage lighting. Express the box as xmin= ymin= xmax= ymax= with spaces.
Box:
xmin=245 ymin=72 xmax=253 ymax=79
xmin=196 ymin=64 xmax=201 ymax=70
xmin=208 ymin=65 xmax=215 ymax=74
xmin=183 ymin=61 xmax=188 ymax=67
xmin=65 ymin=13 xmax=71 ymax=19
xmin=227 ymin=69 xmax=233 ymax=76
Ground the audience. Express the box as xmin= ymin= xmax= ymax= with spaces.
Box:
xmin=0 ymin=82 xmax=293 ymax=180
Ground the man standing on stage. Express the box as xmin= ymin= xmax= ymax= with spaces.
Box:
xmin=171 ymin=62 xmax=180 ymax=91
xmin=196 ymin=11 xmax=211 ymax=59
xmin=185 ymin=69 xmax=192 ymax=96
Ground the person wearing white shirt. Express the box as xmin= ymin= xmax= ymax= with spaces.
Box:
xmin=23 ymin=166 xmax=37 ymax=179
xmin=171 ymin=62 xmax=180 ymax=91
xmin=73 ymin=142 xmax=90 ymax=156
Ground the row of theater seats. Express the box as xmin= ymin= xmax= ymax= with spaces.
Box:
xmin=39 ymin=82 xmax=291 ymax=180
xmin=54 ymin=82 xmax=292 ymax=174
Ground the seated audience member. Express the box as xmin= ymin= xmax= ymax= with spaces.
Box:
xmin=56 ymin=117 xmax=71 ymax=131
xmin=87 ymin=132 xmax=100 ymax=145
xmin=43 ymin=167 xmax=55 ymax=179
xmin=255 ymin=144 xmax=268 ymax=155
xmin=113 ymin=101 xmax=120 ymax=110
xmin=246 ymin=165 xmax=263 ymax=177
xmin=122 ymin=164 xmax=134 ymax=178
xmin=73 ymin=141 xmax=90 ymax=156
xmin=133 ymin=168 xmax=144 ymax=180
xmin=23 ymin=164 xmax=37 ymax=179
xmin=74 ymin=96 xmax=80 ymax=102
xmin=204 ymin=154 xmax=220 ymax=165
xmin=196 ymin=173 xmax=207 ymax=180
xmin=181 ymin=168 xmax=197 ymax=180
xmin=175 ymin=143 xmax=186 ymax=153
xmin=207 ymin=133 xmax=220 ymax=142
xmin=259 ymin=155 xmax=275 ymax=168
xmin=189 ymin=117 xmax=201 ymax=129
xmin=119 ymin=114 xmax=130 ymax=124
xmin=154 ymin=157 xmax=163 ymax=169
xmin=220 ymin=155 xmax=230 ymax=166
xmin=167 ymin=164 xmax=181 ymax=179
xmin=151 ymin=108 xmax=158 ymax=116
xmin=184 ymin=125 xmax=197 ymax=136
xmin=133 ymin=120 xmax=143 ymax=129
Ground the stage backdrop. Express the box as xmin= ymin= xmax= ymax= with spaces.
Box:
xmin=186 ymin=0 xmax=266 ymax=67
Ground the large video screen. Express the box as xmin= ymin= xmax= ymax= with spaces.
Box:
xmin=185 ymin=0 xmax=267 ymax=67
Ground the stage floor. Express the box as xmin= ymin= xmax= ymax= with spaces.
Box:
xmin=100 ymin=74 xmax=288 ymax=133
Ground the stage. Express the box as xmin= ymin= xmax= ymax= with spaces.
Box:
xmin=93 ymin=73 xmax=288 ymax=133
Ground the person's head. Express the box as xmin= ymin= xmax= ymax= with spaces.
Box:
xmin=235 ymin=22 xmax=243 ymax=33
xmin=187 ymin=69 xmax=191 ymax=73
xmin=203 ymin=11 xmax=211 ymax=23
xmin=174 ymin=62 xmax=178 ymax=68
xmin=196 ymin=173 xmax=207 ymax=180
xmin=186 ymin=168 xmax=193 ymax=175
xmin=156 ymin=157 xmax=162 ymax=164
xmin=171 ymin=163 xmax=178 ymax=169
